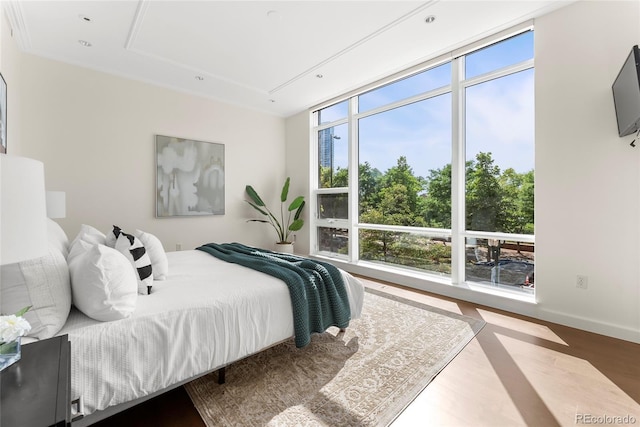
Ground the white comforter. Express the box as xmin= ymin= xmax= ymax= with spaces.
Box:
xmin=57 ymin=250 xmax=364 ymax=418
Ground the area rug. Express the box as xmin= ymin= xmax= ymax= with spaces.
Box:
xmin=185 ymin=288 xmax=485 ymax=426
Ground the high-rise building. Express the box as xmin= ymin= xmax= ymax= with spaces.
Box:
xmin=318 ymin=127 xmax=335 ymax=168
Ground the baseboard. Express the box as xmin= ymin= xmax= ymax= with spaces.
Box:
xmin=320 ymin=256 xmax=640 ymax=345
xmin=536 ymin=308 xmax=640 ymax=344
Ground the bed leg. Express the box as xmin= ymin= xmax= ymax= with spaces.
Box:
xmin=217 ymin=367 xmax=226 ymax=385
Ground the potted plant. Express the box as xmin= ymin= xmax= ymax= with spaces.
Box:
xmin=245 ymin=177 xmax=305 ymax=253
xmin=0 ymin=306 xmax=31 ymax=371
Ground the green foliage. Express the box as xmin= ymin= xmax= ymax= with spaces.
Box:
xmin=423 ymin=164 xmax=452 ymax=228
xmin=358 ymin=162 xmax=382 ymax=212
xmin=518 ymin=170 xmax=535 ymax=234
xmin=246 ymin=177 xmax=305 ymax=243
xmin=319 ymin=166 xmax=349 ymax=188
xmin=466 ymin=152 xmax=503 ymax=232
xmin=359 ymin=157 xmax=426 ymax=228
xmin=355 ymin=152 xmax=534 ymax=272
xmin=381 ymin=156 xmax=424 ymax=213
xmin=14 ymin=306 xmax=31 ymax=317
xmin=359 ymin=231 xmax=452 ymax=274
xmin=413 ymin=152 xmax=534 ymax=234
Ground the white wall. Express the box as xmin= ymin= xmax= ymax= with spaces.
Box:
xmin=285 ymin=0 xmax=640 ymax=343
xmin=535 ymin=0 xmax=640 ymax=341
xmin=285 ymin=110 xmax=311 ymax=253
xmin=3 ymin=33 xmax=287 ymax=251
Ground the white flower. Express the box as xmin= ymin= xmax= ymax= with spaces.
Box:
xmin=0 ymin=314 xmax=31 ymax=343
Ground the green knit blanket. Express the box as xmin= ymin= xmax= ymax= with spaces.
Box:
xmin=196 ymin=242 xmax=351 ymax=348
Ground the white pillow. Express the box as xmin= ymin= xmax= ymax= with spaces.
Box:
xmin=68 ymin=242 xmax=137 ymax=322
xmin=115 ymin=232 xmax=153 ymax=295
xmin=70 ymin=224 xmax=106 ymax=250
xmin=67 ymin=234 xmax=91 ymax=264
xmin=47 ymin=219 xmax=69 ymax=259
xmin=134 ymin=229 xmax=168 ymax=280
xmin=0 ymin=246 xmax=71 ymax=339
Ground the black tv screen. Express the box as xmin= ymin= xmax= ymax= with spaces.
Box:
xmin=612 ymin=45 xmax=640 ymax=137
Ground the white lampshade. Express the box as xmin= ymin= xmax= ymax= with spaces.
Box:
xmin=46 ymin=191 xmax=66 ymax=219
xmin=0 ymin=154 xmax=48 ymax=265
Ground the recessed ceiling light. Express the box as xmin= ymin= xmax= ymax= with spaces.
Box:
xmin=425 ymin=15 xmax=436 ymax=24
xmin=195 ymin=76 xmax=204 ymax=81
xmin=78 ymin=40 xmax=92 ymax=47
xmin=79 ymin=14 xmax=92 ymax=22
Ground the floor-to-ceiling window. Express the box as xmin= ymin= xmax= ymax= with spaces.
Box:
xmin=311 ymin=28 xmax=535 ymax=297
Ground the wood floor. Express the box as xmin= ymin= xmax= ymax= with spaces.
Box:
xmin=94 ymin=276 xmax=640 ymax=427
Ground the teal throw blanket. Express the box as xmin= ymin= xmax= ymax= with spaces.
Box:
xmin=196 ymin=242 xmax=351 ymax=348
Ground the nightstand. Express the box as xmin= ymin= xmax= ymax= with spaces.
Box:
xmin=0 ymin=334 xmax=71 ymax=427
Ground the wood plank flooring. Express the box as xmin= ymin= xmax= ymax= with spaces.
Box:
xmin=94 ymin=276 xmax=640 ymax=427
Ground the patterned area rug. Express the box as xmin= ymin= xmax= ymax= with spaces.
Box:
xmin=185 ymin=288 xmax=485 ymax=426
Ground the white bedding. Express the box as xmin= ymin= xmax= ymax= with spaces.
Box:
xmin=57 ymin=249 xmax=364 ymax=418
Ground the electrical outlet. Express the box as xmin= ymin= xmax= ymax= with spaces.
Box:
xmin=176 ymin=243 xmax=182 ymax=251
xmin=576 ymin=275 xmax=588 ymax=289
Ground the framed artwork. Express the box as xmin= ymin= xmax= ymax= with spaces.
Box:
xmin=155 ymin=135 xmax=225 ymax=217
xmin=0 ymin=73 xmax=6 ymax=154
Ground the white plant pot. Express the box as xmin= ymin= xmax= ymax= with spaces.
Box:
xmin=275 ymin=242 xmax=294 ymax=254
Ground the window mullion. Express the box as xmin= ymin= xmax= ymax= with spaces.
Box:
xmin=310 ymin=111 xmax=319 ymax=253
xmin=462 ymin=58 xmax=533 ymax=89
xmin=451 ymin=55 xmax=466 ymax=286
xmin=348 ymin=96 xmax=359 ymax=263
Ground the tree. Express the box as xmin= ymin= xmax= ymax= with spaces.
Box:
xmin=380 ymin=156 xmax=424 ymax=215
xmin=359 ymin=157 xmax=427 ymax=263
xmin=333 ymin=167 xmax=348 ymax=187
xmin=319 ymin=166 xmax=332 ymax=188
xmin=319 ymin=166 xmax=348 ymax=188
xmin=359 ymin=157 xmax=426 ymax=227
xmin=358 ymin=162 xmax=382 ymax=211
xmin=466 ymin=152 xmax=502 ymax=232
xmin=423 ymin=163 xmax=452 ymax=228
xmin=354 ymin=151 xmax=534 ymax=272
xmin=518 ymin=170 xmax=535 ymax=234
xmin=499 ymin=168 xmax=523 ymax=233
xmin=499 ymin=168 xmax=535 ymax=234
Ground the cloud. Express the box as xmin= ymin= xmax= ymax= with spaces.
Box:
xmin=358 ymin=94 xmax=452 ymax=175
xmin=465 ymin=69 xmax=535 ymax=172
xmin=323 ymin=66 xmax=534 ymax=178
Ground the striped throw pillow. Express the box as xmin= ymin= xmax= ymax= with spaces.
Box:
xmin=105 ymin=225 xmax=122 ymax=248
xmin=115 ymin=231 xmax=153 ymax=295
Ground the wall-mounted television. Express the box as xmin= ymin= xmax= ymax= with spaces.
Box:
xmin=612 ymin=45 xmax=640 ymax=137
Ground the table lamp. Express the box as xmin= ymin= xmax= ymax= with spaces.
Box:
xmin=0 ymin=154 xmax=48 ymax=265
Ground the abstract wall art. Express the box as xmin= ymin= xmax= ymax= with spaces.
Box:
xmin=156 ymin=135 xmax=225 ymax=217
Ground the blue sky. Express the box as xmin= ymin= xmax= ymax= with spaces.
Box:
xmin=321 ymin=31 xmax=534 ymax=179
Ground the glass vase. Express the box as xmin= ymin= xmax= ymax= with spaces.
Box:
xmin=0 ymin=337 xmax=22 ymax=372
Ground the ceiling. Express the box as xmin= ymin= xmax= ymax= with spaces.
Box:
xmin=4 ymin=1 xmax=572 ymax=118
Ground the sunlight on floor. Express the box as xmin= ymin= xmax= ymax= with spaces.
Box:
xmin=360 ymin=281 xmax=466 ymax=316
xmin=476 ymin=308 xmax=569 ymax=345
xmin=391 ymin=338 xmax=527 ymax=426
xmin=495 ymin=333 xmax=640 ymax=425
xmin=360 ymin=278 xmax=639 ymax=426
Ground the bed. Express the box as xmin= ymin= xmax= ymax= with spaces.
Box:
xmin=1 ymin=221 xmax=364 ymax=426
